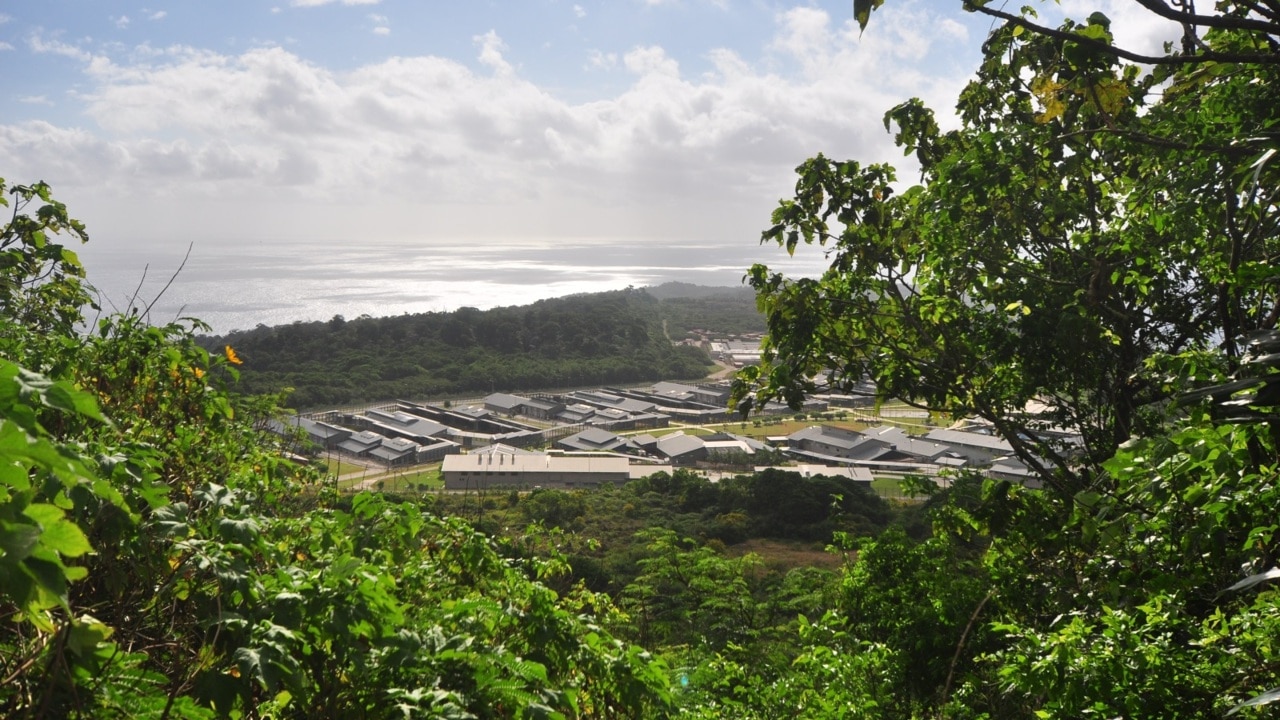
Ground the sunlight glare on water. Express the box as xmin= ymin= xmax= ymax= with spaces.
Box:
xmin=77 ymin=236 xmax=825 ymax=334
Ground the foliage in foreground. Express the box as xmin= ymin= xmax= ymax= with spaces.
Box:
xmin=0 ymin=177 xmax=674 ymax=718
xmin=723 ymin=0 xmax=1280 ymax=717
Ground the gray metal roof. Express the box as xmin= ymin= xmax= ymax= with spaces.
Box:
xmin=924 ymin=428 xmax=1014 ymax=452
xmin=483 ymin=393 xmax=526 ymax=410
xmin=576 ymin=427 xmax=620 ymax=445
xmin=656 ymin=432 xmax=704 ymax=459
xmin=788 ymin=425 xmax=866 ymax=450
xmin=865 ymin=425 xmax=963 ymax=462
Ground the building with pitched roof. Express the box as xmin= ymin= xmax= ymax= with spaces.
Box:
xmin=786 ymin=425 xmax=896 ymax=462
xmin=863 ymin=426 xmax=969 ymax=465
xmin=360 ymin=409 xmax=450 ymax=445
xmin=654 ymin=431 xmax=708 ymax=465
xmin=483 ymin=393 xmax=565 ymax=420
xmin=702 ymin=432 xmax=768 ymax=457
xmin=336 ymin=430 xmax=384 ymax=457
xmin=922 ymin=428 xmax=1014 ymax=465
xmin=369 ymin=436 xmax=420 ymax=466
xmin=555 ymin=427 xmax=636 ymax=454
xmin=267 ymin=416 xmax=351 ymax=451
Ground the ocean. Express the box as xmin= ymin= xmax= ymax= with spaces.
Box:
xmin=75 ymin=236 xmax=827 ymax=335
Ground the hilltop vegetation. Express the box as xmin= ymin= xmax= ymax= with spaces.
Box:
xmin=200 ymin=284 xmax=761 ymax=408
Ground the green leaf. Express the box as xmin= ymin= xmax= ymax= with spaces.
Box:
xmin=0 ymin=523 xmax=41 ymax=562
xmin=22 ymin=503 xmax=64 ymax=526
xmin=853 ymin=0 xmax=885 ymax=31
xmin=41 ymin=519 xmax=92 ymax=558
xmin=66 ymin=615 xmax=115 ymax=657
xmin=44 ymin=381 xmax=105 ymax=423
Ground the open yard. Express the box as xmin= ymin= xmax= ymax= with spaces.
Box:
xmin=336 ymin=462 xmax=443 ymax=492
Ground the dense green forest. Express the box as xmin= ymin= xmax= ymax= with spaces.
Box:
xmin=3 ymin=0 xmax=1280 ymax=718
xmin=199 ymin=285 xmax=761 ymax=408
xmin=652 ymin=286 xmax=765 ymax=340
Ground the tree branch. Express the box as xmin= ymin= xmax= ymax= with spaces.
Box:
xmin=966 ymin=2 xmax=1280 ymax=66
xmin=1128 ymin=0 xmax=1280 ymax=35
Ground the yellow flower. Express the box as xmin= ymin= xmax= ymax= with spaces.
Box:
xmin=224 ymin=345 xmax=243 ymax=365
xmin=193 ymin=367 xmax=205 ymax=379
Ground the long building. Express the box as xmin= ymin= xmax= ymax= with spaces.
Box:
xmin=442 ymin=446 xmax=632 ymax=489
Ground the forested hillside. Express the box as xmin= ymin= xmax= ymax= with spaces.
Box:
xmin=199 ymin=286 xmax=756 ymax=408
xmin=652 ymin=285 xmax=765 ymax=339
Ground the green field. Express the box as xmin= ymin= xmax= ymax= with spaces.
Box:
xmin=336 ymin=463 xmax=444 ymax=493
xmin=323 ymin=457 xmax=366 ymax=477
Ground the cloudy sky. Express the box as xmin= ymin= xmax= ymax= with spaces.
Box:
xmin=0 ymin=1 xmax=1177 ymax=328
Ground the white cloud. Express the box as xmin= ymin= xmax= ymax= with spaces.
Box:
xmin=3 ymin=6 xmax=977 ymax=244
xmin=587 ymin=50 xmax=617 ymax=70
xmin=573 ymin=5 xmax=586 ymax=18
xmin=623 ymin=46 xmax=679 ymax=77
xmin=1059 ymin=0 xmax=1181 ymax=58
xmin=937 ymin=18 xmax=967 ymax=42
xmin=0 ymin=42 xmax=14 ymax=51
xmin=474 ymin=30 xmax=512 ymax=75
xmin=0 ymin=14 xmax=11 ymax=25
xmin=373 ymin=26 xmax=390 ymax=36
xmin=769 ymin=7 xmax=833 ymax=72
xmin=19 ymin=95 xmax=53 ymax=105
xmin=29 ymin=35 xmax=97 ymax=63
xmin=114 ymin=15 xmax=131 ymax=30
xmin=148 ymin=11 xmax=168 ymax=21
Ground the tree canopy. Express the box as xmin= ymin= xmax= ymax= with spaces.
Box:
xmin=728 ymin=1 xmax=1280 ymax=716
xmin=203 ymin=287 xmax=740 ymax=408
xmin=735 ymin=0 xmax=1280 ymax=493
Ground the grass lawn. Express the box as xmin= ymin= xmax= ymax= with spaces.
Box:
xmin=380 ymin=465 xmax=443 ymax=491
xmin=871 ymin=476 xmax=903 ymax=497
xmin=324 ymin=457 xmax=366 ymax=477
xmin=339 ymin=463 xmax=444 ymax=493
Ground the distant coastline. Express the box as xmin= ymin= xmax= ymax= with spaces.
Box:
xmin=75 ymin=236 xmax=824 ymax=334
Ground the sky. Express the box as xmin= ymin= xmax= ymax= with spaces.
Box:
xmin=0 ymin=0 xmax=1180 ymax=329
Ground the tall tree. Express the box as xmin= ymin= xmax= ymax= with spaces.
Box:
xmin=734 ymin=1 xmax=1280 ymax=494
xmin=729 ymin=3 xmax=1280 ymax=717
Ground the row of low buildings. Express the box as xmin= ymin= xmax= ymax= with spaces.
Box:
xmin=272 ymin=399 xmax=548 ymax=468
xmin=272 ymin=378 xmax=1064 ymax=491
xmin=553 ymin=427 xmax=769 ymax=465
xmin=437 ymin=422 xmax=1060 ymax=490
xmin=485 ymin=383 xmax=825 ymax=427
xmin=272 ymin=379 xmax=778 ymax=470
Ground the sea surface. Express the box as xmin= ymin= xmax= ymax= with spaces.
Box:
xmin=75 ymin=237 xmax=827 ymax=335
